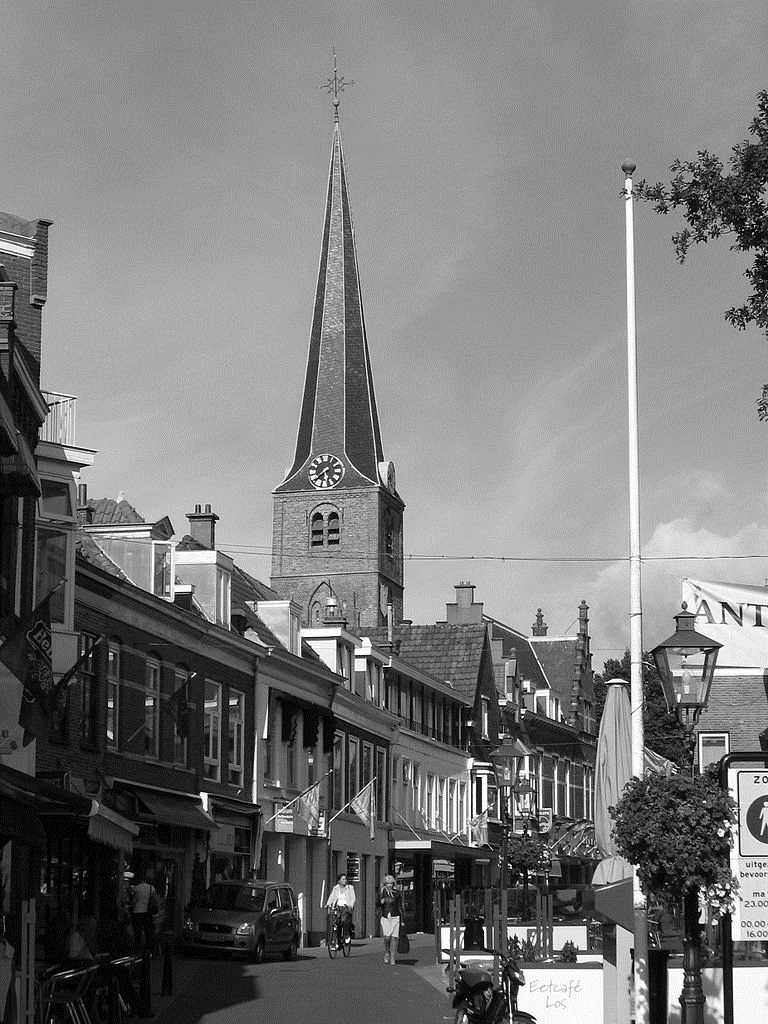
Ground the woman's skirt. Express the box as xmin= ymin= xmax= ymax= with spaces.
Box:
xmin=380 ymin=914 xmax=400 ymax=938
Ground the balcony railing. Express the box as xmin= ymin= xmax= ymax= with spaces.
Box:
xmin=40 ymin=391 xmax=77 ymax=445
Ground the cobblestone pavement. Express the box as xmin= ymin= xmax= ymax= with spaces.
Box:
xmin=149 ymin=933 xmax=454 ymax=1024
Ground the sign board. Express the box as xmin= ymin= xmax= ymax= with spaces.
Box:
xmin=309 ymin=811 xmax=327 ymax=839
xmin=274 ymin=806 xmax=295 ymax=833
xmin=729 ymin=768 xmax=768 ymax=941
xmin=209 ymin=823 xmax=236 ymax=853
xmin=346 ymin=854 xmax=360 ymax=883
xmin=537 ymin=808 xmax=553 ymax=834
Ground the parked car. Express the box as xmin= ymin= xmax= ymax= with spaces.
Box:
xmin=181 ymin=880 xmax=300 ymax=962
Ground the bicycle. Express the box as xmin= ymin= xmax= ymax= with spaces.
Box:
xmin=326 ymin=907 xmax=351 ymax=959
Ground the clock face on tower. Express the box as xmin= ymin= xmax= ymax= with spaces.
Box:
xmin=308 ymin=453 xmax=345 ymax=490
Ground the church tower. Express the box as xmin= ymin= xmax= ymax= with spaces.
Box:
xmin=271 ymin=96 xmax=404 ymax=630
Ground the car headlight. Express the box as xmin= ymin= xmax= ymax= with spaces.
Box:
xmin=235 ymin=923 xmax=254 ymax=936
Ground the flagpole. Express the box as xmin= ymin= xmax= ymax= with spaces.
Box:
xmin=623 ymin=159 xmax=649 ymax=1024
xmin=262 ymin=769 xmax=332 ymax=826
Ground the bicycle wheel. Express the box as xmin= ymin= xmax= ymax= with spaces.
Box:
xmin=342 ymin=933 xmax=351 ymax=957
xmin=327 ymin=916 xmax=338 ymax=959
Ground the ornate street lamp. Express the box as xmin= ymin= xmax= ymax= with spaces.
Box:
xmin=651 ymin=601 xmax=722 ymax=764
xmin=651 ymin=603 xmax=722 ymax=1024
xmin=513 ymin=776 xmax=537 ymax=920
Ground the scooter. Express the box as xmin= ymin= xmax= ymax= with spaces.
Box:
xmin=451 ymin=949 xmax=537 ymax=1024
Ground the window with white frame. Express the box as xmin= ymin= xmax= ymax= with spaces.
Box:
xmin=228 ymin=690 xmax=244 ymax=786
xmin=79 ymin=633 xmax=99 ymax=747
xmin=362 ymin=742 xmax=373 ymax=788
xmin=412 ymin=764 xmax=421 ymax=822
xmin=144 ymin=659 xmax=161 ymax=759
xmin=348 ymin=736 xmax=359 ymax=800
xmin=426 ymin=775 xmax=435 ymax=827
xmin=152 ymin=542 xmax=172 ymax=599
xmin=106 ymin=642 xmax=120 ymax=750
xmin=172 ymin=667 xmax=190 ymax=767
xmin=481 ymin=698 xmax=489 ymax=739
xmin=458 ymin=781 xmax=466 ymax=833
xmin=204 ymin=680 xmax=222 ymax=781
xmin=438 ymin=777 xmax=446 ymax=832
xmin=448 ymin=779 xmax=457 ymax=834
xmin=698 ymin=732 xmax=729 ymax=772
xmin=333 ymin=732 xmax=344 ymax=809
xmin=36 ymin=476 xmax=75 ymax=626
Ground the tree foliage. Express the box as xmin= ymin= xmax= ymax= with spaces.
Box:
xmin=596 ymin=649 xmax=687 ymax=766
xmin=634 ymin=90 xmax=768 ymax=420
xmin=611 ymin=768 xmax=736 ymax=915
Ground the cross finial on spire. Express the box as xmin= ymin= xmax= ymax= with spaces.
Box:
xmin=321 ymin=48 xmax=354 ymax=121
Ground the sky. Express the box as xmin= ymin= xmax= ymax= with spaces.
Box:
xmin=2 ymin=0 xmax=767 ymax=668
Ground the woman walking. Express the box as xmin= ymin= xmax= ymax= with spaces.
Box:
xmin=377 ymin=875 xmax=404 ymax=965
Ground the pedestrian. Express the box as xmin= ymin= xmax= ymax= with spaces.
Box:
xmin=326 ymin=873 xmax=356 ymax=946
xmin=376 ymin=875 xmax=404 ymax=965
xmin=131 ymin=871 xmax=159 ymax=955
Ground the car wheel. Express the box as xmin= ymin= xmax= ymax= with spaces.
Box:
xmin=252 ymin=936 xmax=265 ymax=964
xmin=283 ymin=936 xmax=298 ymax=961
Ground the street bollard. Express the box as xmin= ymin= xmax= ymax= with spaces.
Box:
xmin=108 ymin=972 xmax=122 ymax=1024
xmin=139 ymin=951 xmax=153 ymax=1018
xmin=161 ymin=937 xmax=174 ymax=996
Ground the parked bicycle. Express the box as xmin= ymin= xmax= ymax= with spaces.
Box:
xmin=326 ymin=907 xmax=351 ymax=959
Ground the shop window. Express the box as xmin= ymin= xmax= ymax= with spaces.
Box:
xmin=228 ymin=690 xmax=245 ymax=786
xmin=204 ymin=680 xmax=222 ymax=781
xmin=145 ymin=659 xmax=161 ymax=759
xmin=106 ymin=642 xmax=121 ymax=750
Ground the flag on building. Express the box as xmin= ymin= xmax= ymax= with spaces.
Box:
xmin=350 ymin=780 xmax=376 ymax=840
xmin=296 ymin=781 xmax=321 ymax=832
xmin=469 ymin=809 xmax=489 ymax=846
xmin=0 ymin=593 xmax=55 ymax=745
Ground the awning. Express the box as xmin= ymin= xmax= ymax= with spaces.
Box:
xmin=393 ymin=835 xmax=493 ymax=862
xmin=0 ymin=794 xmax=46 ymax=846
xmin=210 ymin=796 xmax=261 ymax=818
xmin=133 ymin=788 xmax=218 ymax=832
xmin=88 ymin=801 xmax=139 ymax=853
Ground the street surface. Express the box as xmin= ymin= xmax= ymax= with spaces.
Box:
xmin=153 ymin=933 xmax=452 ymax=1024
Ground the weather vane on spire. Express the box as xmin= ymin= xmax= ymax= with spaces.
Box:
xmin=321 ymin=49 xmax=354 ymax=120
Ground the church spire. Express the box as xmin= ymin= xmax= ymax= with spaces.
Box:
xmin=277 ymin=99 xmax=385 ymax=493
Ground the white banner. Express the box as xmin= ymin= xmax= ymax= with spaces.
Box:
xmin=681 ymin=578 xmax=768 ymax=673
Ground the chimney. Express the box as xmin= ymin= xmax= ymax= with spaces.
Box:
xmin=578 ymin=599 xmax=589 ymax=637
xmin=445 ymin=581 xmax=484 ymax=624
xmin=187 ymin=502 xmax=219 ymax=549
xmin=531 ymin=608 xmax=548 ymax=636
xmin=76 ymin=482 xmax=93 ymax=525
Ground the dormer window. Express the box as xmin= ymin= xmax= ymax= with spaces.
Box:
xmin=153 ymin=542 xmax=172 ymax=598
xmin=216 ymin=567 xmax=231 ymax=626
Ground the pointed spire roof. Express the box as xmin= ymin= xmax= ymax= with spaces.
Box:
xmin=276 ymin=120 xmax=385 ymax=492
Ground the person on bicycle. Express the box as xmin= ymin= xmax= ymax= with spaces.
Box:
xmin=326 ymin=873 xmax=356 ymax=946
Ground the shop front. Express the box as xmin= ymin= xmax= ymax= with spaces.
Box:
xmin=393 ymin=835 xmax=491 ymax=934
xmin=202 ymin=793 xmax=261 ymax=885
xmin=113 ymin=782 xmax=218 ymax=935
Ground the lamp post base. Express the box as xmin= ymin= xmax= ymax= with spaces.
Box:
xmin=679 ymin=888 xmax=706 ymax=1024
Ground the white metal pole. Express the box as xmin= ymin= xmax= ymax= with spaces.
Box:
xmin=623 ymin=160 xmax=649 ymax=1024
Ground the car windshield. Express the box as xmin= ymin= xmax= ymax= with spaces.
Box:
xmin=206 ymin=884 xmax=266 ymax=912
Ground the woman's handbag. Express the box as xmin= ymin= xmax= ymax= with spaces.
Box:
xmin=397 ymin=928 xmax=410 ymax=955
